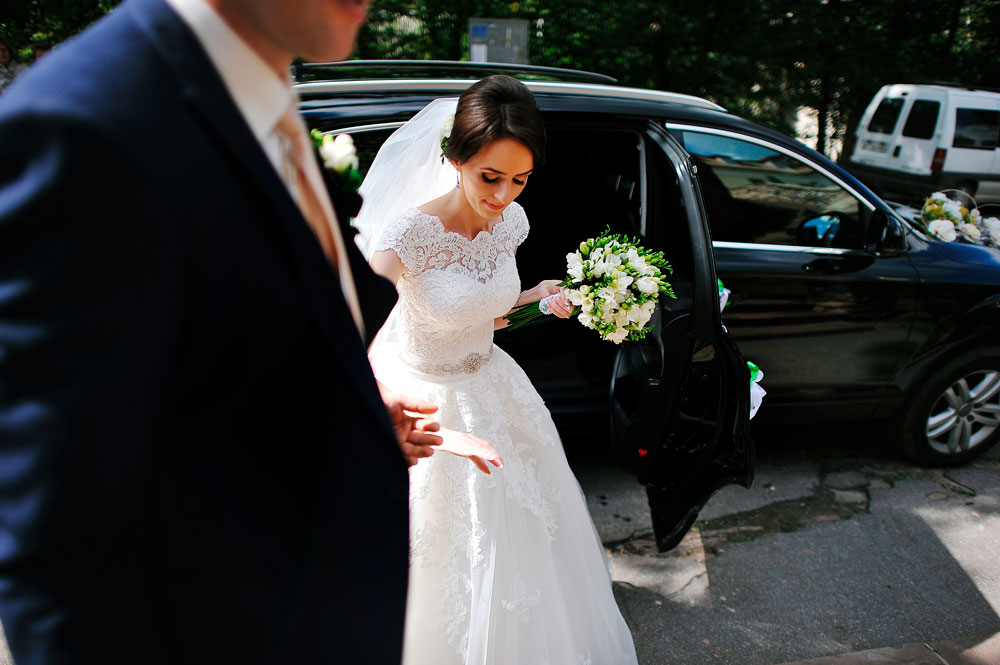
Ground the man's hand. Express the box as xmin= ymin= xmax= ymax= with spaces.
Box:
xmin=376 ymin=382 xmax=503 ymax=474
xmin=378 ymin=382 xmax=441 ymax=466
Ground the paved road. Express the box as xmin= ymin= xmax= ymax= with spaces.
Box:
xmin=570 ymin=423 xmax=1000 ymax=665
xmin=2 ymin=424 xmax=996 ymax=664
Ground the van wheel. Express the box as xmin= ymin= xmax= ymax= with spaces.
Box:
xmin=956 ymin=180 xmax=978 ymax=198
xmin=899 ymin=349 xmax=1000 ymax=466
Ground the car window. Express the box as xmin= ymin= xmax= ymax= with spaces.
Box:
xmin=868 ymin=97 xmax=905 ymax=134
xmin=680 ymin=130 xmax=864 ymax=249
xmin=953 ymin=108 xmax=1000 ymax=150
xmin=902 ymin=100 xmax=940 ymax=140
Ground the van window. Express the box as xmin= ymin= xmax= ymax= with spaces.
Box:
xmin=953 ymin=109 xmax=999 ymax=150
xmin=681 ymin=131 xmax=864 ymax=249
xmin=901 ymin=100 xmax=940 ymax=140
xmin=868 ymin=97 xmax=905 ymax=134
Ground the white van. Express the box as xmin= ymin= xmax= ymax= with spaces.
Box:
xmin=847 ymin=83 xmax=1000 ymax=203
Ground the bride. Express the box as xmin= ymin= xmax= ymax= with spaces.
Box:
xmin=356 ymin=75 xmax=639 ymax=665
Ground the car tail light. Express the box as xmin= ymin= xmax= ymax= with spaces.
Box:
xmin=931 ymin=148 xmax=947 ymax=173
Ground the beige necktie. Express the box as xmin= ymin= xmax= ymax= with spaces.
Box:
xmin=275 ymin=106 xmax=365 ymax=337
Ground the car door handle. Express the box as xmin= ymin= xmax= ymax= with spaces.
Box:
xmin=802 ymin=254 xmax=875 ymax=274
xmin=892 ymin=145 xmax=901 ymax=157
xmin=802 ymin=258 xmax=843 ymax=274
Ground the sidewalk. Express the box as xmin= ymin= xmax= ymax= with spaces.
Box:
xmin=776 ymin=633 xmax=1000 ymax=665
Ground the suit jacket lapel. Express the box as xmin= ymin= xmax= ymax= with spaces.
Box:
xmin=125 ymin=0 xmax=394 ymax=438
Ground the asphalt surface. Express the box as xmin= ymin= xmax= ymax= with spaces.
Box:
xmin=1 ymin=424 xmax=996 ymax=664
xmin=571 ymin=423 xmax=1000 ymax=665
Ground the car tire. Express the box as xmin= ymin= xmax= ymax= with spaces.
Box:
xmin=899 ymin=349 xmax=1000 ymax=466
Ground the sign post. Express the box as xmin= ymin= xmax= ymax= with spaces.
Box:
xmin=468 ymin=18 xmax=529 ymax=64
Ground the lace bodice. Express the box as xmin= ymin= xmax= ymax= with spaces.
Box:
xmin=374 ymin=203 xmax=528 ymax=374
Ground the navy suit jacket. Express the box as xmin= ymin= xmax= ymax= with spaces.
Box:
xmin=0 ymin=0 xmax=407 ymax=663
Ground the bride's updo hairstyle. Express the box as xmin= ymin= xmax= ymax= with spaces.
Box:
xmin=444 ymin=75 xmax=546 ymax=167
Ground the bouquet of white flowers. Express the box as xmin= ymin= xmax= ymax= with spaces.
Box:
xmin=505 ymin=228 xmax=676 ymax=344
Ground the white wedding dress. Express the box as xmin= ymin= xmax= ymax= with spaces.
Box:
xmin=368 ymin=202 xmax=639 ymax=665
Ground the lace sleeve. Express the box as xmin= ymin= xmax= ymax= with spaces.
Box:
xmin=372 ymin=209 xmax=425 ymax=274
xmin=508 ymin=202 xmax=530 ymax=248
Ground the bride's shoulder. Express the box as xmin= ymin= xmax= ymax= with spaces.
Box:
xmin=372 ymin=208 xmax=445 ymax=274
xmin=376 ymin=208 xmax=434 ymax=246
xmin=503 ymin=201 xmax=530 ymax=246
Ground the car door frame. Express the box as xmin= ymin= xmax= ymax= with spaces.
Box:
xmin=608 ymin=121 xmax=753 ymax=551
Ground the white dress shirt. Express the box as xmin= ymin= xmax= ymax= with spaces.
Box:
xmin=165 ymin=0 xmax=290 ymax=177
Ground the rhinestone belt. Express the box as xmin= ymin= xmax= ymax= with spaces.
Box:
xmin=404 ymin=349 xmax=493 ymax=376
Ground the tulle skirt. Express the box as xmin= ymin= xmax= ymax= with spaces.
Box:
xmin=370 ymin=343 xmax=639 ymax=665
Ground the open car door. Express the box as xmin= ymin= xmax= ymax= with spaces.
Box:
xmin=609 ymin=123 xmax=754 ymax=551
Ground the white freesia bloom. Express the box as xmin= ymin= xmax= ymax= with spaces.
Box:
xmin=626 ymin=248 xmax=647 ymax=272
xmin=598 ymin=285 xmax=618 ymax=302
xmin=567 ymin=262 xmax=585 ymax=282
xmin=605 ymin=252 xmax=622 ymax=268
xmin=567 ymin=289 xmax=586 ymax=306
xmin=319 ymin=134 xmax=359 ymax=172
xmin=607 ymin=329 xmax=630 ymax=344
xmin=961 ymin=223 xmax=982 ymax=240
xmin=928 ymin=219 xmax=957 ymax=242
xmin=591 ymin=260 xmax=607 ymax=277
xmin=984 ymin=217 xmax=1000 ymax=238
xmin=636 ymin=276 xmax=659 ymax=294
xmin=929 ymin=191 xmax=949 ymax=204
xmin=972 ymin=209 xmax=983 ymax=223
xmin=578 ymin=311 xmax=594 ymax=328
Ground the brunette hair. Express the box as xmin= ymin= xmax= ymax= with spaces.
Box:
xmin=444 ymin=75 xmax=546 ymax=167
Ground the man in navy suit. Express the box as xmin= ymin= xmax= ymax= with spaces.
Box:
xmin=0 ymin=0 xmax=436 ymax=662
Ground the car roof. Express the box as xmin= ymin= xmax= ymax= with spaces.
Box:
xmin=293 ymin=61 xmax=890 ymax=211
xmin=295 ymin=78 xmax=795 ymax=154
xmin=295 ymin=77 xmax=728 ymax=113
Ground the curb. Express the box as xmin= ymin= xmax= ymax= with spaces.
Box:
xmin=774 ymin=633 xmax=1000 ymax=665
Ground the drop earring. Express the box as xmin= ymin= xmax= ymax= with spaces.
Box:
xmin=455 ymin=173 xmax=461 ymax=190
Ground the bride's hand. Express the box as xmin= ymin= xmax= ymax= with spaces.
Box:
xmin=520 ymin=279 xmax=573 ymax=318
xmin=377 ymin=382 xmax=442 ymax=466
xmin=436 ymin=427 xmax=504 ymax=475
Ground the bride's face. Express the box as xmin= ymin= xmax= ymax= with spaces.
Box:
xmin=452 ymin=138 xmax=534 ymax=221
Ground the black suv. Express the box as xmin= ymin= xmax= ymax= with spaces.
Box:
xmin=296 ymin=61 xmax=1000 ymax=549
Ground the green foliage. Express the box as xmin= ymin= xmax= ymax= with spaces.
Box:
xmin=357 ymin=0 xmax=1000 ymax=158
xmin=8 ymin=0 xmax=999 ymax=159
xmin=1 ymin=0 xmax=122 ymax=62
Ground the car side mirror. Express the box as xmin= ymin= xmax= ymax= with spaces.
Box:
xmin=865 ymin=209 xmax=905 ymax=256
